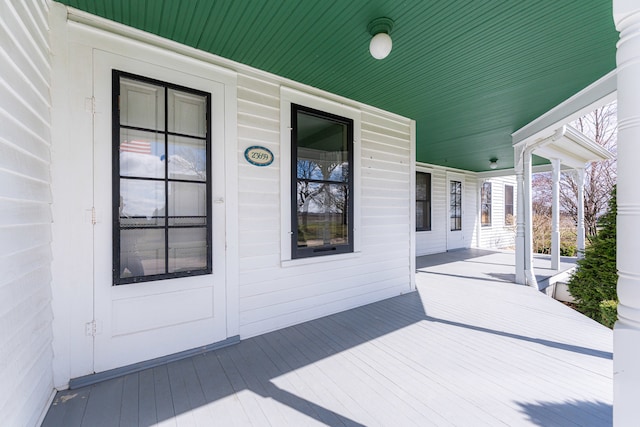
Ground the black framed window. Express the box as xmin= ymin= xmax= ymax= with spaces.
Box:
xmin=292 ymin=104 xmax=354 ymax=259
xmin=113 ymin=70 xmax=212 ymax=285
xmin=450 ymin=180 xmax=462 ymax=231
xmin=481 ymin=182 xmax=492 ymax=226
xmin=416 ymin=172 xmax=431 ymax=231
xmin=505 ymin=184 xmax=514 ymax=225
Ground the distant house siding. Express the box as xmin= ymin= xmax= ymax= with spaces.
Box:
xmin=237 ymin=75 xmax=414 ymax=337
xmin=415 ymin=166 xmax=478 ymax=255
xmin=0 ymin=1 xmax=54 ymax=426
xmin=414 ymin=167 xmax=446 ymax=255
xmin=465 ymin=175 xmax=479 ymax=247
xmin=477 ymin=176 xmax=517 ymax=250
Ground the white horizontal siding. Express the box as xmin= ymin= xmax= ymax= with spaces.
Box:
xmin=416 ymin=167 xmax=480 ymax=255
xmin=465 ymin=175 xmax=478 ymax=247
xmin=237 ymin=76 xmax=413 ymax=337
xmin=0 ymin=1 xmax=54 ymax=426
xmin=415 ymin=165 xmax=516 ymax=255
xmin=478 ymin=176 xmax=517 ymax=249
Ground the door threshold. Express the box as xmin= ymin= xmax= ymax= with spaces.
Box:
xmin=69 ymin=335 xmax=240 ymax=389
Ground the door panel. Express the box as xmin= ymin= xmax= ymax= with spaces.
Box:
xmin=92 ymin=50 xmax=227 ymax=372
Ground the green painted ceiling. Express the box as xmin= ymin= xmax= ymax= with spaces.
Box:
xmin=58 ymin=0 xmax=618 ymax=172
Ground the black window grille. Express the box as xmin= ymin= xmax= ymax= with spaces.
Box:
xmin=291 ymin=104 xmax=354 ymax=259
xmin=505 ymin=184 xmax=514 ymax=225
xmin=112 ymin=70 xmax=212 ymax=285
xmin=450 ymin=180 xmax=462 ymax=231
xmin=416 ymin=172 xmax=432 ymax=231
xmin=481 ymin=182 xmax=492 ymax=226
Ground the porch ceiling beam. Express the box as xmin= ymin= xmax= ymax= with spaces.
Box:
xmin=515 ymin=124 xmax=614 ymax=170
xmin=512 ymin=70 xmax=617 ymax=146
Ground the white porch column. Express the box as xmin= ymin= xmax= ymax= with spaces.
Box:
xmin=551 ymin=159 xmax=561 ymax=270
xmin=613 ymin=1 xmax=640 ymax=425
xmin=514 ymin=145 xmax=526 ymax=284
xmin=575 ymin=167 xmax=586 ymax=257
xmin=514 ymin=143 xmax=539 ymax=288
xmin=523 ymin=146 xmax=538 ymax=289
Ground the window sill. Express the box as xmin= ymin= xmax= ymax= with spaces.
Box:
xmin=281 ymin=251 xmax=361 ymax=268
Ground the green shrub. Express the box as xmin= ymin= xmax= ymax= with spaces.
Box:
xmin=599 ymin=300 xmax=618 ymax=329
xmin=560 ymin=242 xmax=577 ymax=257
xmin=567 ymin=186 xmax=618 ymax=328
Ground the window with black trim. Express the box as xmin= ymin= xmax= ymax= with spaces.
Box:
xmin=113 ymin=70 xmax=212 ymax=285
xmin=481 ymin=182 xmax=492 ymax=226
xmin=450 ymin=180 xmax=462 ymax=231
xmin=292 ymin=104 xmax=354 ymax=259
xmin=416 ymin=172 xmax=431 ymax=231
xmin=505 ymin=184 xmax=514 ymax=225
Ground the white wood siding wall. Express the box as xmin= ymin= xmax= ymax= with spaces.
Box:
xmin=465 ymin=175 xmax=479 ymax=247
xmin=0 ymin=1 xmax=54 ymax=426
xmin=477 ymin=176 xmax=517 ymax=249
xmin=237 ymin=75 xmax=413 ymax=338
xmin=415 ymin=166 xmax=478 ymax=255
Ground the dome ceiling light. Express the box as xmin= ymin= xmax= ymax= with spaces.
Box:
xmin=368 ymin=17 xmax=394 ymax=60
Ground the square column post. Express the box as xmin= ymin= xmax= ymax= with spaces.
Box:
xmin=575 ymin=168 xmax=586 ymax=257
xmin=523 ymin=146 xmax=538 ymax=289
xmin=514 ymin=145 xmax=526 ymax=284
xmin=551 ymin=159 xmax=561 ymax=270
xmin=613 ymin=1 xmax=640 ymax=425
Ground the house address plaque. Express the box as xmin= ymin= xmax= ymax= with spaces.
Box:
xmin=244 ymin=146 xmax=274 ymax=167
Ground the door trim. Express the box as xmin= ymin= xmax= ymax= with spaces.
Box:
xmin=91 ymin=48 xmax=238 ymax=373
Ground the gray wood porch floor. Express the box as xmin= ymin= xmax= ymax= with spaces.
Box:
xmin=44 ymin=249 xmax=611 ymax=426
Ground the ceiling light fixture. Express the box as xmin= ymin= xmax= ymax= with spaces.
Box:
xmin=368 ymin=17 xmax=394 ymax=60
xmin=489 ymin=158 xmax=498 ymax=169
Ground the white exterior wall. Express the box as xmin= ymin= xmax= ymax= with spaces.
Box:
xmin=46 ymin=6 xmax=415 ymax=386
xmin=477 ymin=176 xmax=517 ymax=249
xmin=415 ymin=164 xmax=478 ymax=255
xmin=466 ymin=175 xmax=479 ymax=247
xmin=415 ymin=164 xmax=517 ymax=255
xmin=237 ymin=75 xmax=414 ymax=338
xmin=0 ymin=1 xmax=55 ymax=426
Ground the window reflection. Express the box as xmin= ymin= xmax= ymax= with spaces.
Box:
xmin=114 ymin=71 xmax=211 ymax=284
xmin=293 ymin=105 xmax=353 ymax=258
xmin=450 ymin=180 xmax=462 ymax=231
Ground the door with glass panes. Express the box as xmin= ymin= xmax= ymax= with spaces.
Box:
xmin=92 ymin=50 xmax=227 ymax=372
xmin=447 ymin=173 xmax=465 ymax=250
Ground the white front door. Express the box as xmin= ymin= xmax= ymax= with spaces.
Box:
xmin=447 ymin=173 xmax=465 ymax=250
xmin=91 ymin=50 xmax=228 ymax=372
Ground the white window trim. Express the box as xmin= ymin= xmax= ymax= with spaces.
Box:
xmin=481 ymin=181 xmax=492 ymax=227
xmin=415 ymin=167 xmax=434 ymax=233
xmin=504 ymin=184 xmax=515 ymax=226
xmin=446 ymin=171 xmax=465 ymax=232
xmin=279 ymin=86 xmax=362 ymax=265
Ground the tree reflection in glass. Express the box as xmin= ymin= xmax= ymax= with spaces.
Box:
xmin=293 ymin=105 xmax=353 ymax=257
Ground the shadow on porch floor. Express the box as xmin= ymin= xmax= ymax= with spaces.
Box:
xmin=44 ymin=250 xmax=610 ymax=426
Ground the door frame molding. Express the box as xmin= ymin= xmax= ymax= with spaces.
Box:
xmin=50 ymin=17 xmax=239 ymax=386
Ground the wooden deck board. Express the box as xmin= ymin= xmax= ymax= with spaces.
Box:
xmin=119 ymin=374 xmax=139 ymax=426
xmin=80 ymin=377 xmax=123 ymax=427
xmin=41 ymin=387 xmax=91 ymax=426
xmin=43 ymin=250 xmax=612 ymax=426
xmin=191 ymin=351 xmax=252 ymax=427
xmin=137 ymin=369 xmax=158 ymax=426
xmin=152 ymin=364 xmax=176 ymax=426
